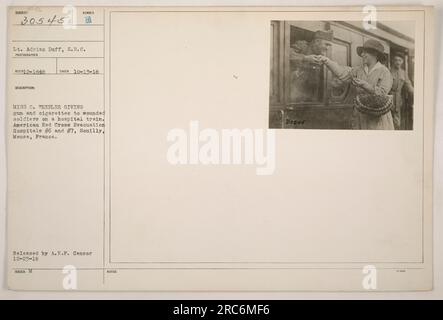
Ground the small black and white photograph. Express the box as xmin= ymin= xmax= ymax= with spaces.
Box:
xmin=269 ymin=21 xmax=415 ymax=130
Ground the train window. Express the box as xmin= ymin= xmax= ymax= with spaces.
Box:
xmin=327 ymin=40 xmax=351 ymax=102
xmin=287 ymin=25 xmax=352 ymax=106
xmin=288 ymin=26 xmax=325 ymax=104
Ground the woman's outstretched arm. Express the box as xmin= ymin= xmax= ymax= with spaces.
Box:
xmin=317 ymin=56 xmax=353 ymax=81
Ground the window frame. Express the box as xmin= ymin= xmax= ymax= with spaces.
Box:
xmin=284 ymin=23 xmax=327 ymax=107
xmin=325 ymin=38 xmax=352 ymax=105
xmin=283 ymin=23 xmax=354 ymax=108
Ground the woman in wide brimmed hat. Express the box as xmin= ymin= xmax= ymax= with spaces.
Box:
xmin=316 ymin=39 xmax=394 ymax=130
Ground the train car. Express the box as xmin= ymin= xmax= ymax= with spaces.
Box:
xmin=269 ymin=21 xmax=415 ymax=129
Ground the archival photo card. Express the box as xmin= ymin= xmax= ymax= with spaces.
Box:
xmin=6 ymin=6 xmax=434 ymax=291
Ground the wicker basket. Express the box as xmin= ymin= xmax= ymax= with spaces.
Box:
xmin=354 ymin=94 xmax=393 ymax=116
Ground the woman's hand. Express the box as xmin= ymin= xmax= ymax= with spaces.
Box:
xmin=352 ymin=78 xmax=373 ymax=92
xmin=316 ymin=55 xmax=330 ymax=64
xmin=303 ymin=54 xmax=322 ymax=64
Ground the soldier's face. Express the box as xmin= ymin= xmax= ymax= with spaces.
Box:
xmin=393 ymin=56 xmax=404 ymax=68
xmin=311 ymin=39 xmax=328 ymax=55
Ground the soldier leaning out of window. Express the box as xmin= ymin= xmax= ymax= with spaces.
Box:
xmin=289 ymin=30 xmax=333 ymax=102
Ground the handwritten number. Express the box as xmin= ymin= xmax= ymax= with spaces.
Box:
xmin=21 ymin=15 xmax=65 ymax=25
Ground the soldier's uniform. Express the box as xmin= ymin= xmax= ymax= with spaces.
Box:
xmin=390 ymin=67 xmax=414 ymax=130
xmin=288 ymin=30 xmax=333 ymax=103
